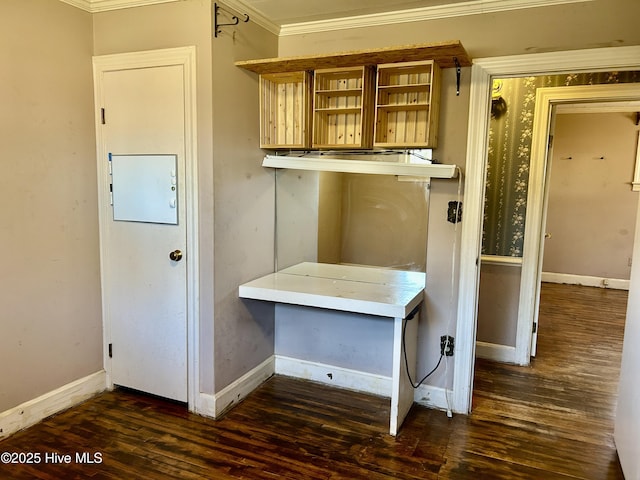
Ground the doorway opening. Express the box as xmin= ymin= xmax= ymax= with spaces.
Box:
xmin=477 ymin=83 xmax=640 ymax=366
xmin=452 ymin=49 xmax=640 ymax=415
xmin=473 ymin=105 xmax=637 ymax=479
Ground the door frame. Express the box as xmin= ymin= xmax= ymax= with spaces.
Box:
xmin=92 ymin=46 xmax=200 ymax=410
xmin=453 ymin=45 xmax=640 ymax=414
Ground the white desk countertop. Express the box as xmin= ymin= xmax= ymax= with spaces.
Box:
xmin=239 ymin=262 xmax=426 ymax=319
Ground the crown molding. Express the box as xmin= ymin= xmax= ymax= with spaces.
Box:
xmin=556 ymin=100 xmax=640 ymax=114
xmin=59 ymin=0 xmax=93 ymax=11
xmin=279 ymin=0 xmax=594 ymax=36
xmin=93 ymin=0 xmax=182 ymax=12
xmin=59 ymin=0 xmax=180 ymax=12
xmin=58 ymin=0 xmax=280 ymax=34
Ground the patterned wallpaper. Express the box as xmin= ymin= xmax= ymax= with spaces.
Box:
xmin=482 ymin=72 xmax=640 ymax=257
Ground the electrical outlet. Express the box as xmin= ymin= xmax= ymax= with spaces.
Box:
xmin=447 ymin=201 xmax=462 ymax=224
xmin=446 ymin=336 xmax=454 ymax=356
xmin=440 ymin=335 xmax=455 ymax=356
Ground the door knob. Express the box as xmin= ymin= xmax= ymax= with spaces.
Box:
xmin=169 ymin=250 xmax=183 ymax=262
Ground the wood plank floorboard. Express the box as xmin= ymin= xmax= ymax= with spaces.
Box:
xmin=0 ymin=283 xmax=626 ymax=479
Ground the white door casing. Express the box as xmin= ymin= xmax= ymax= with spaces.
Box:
xmin=93 ymin=47 xmax=199 ymax=407
xmin=454 ymin=45 xmax=640 ymax=415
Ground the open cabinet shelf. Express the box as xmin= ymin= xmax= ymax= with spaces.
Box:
xmin=374 ymin=60 xmax=441 ymax=148
xmin=312 ymin=66 xmax=376 ymax=149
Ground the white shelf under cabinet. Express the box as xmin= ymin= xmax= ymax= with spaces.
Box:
xmin=262 ymin=154 xmax=458 ymax=178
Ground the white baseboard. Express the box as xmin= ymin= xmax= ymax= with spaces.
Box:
xmin=542 ymin=272 xmax=629 ymax=290
xmin=475 ymin=341 xmax=517 ymax=363
xmin=197 ymin=356 xmax=454 ymax=419
xmin=275 ymin=355 xmax=391 ymax=397
xmin=275 ymin=355 xmax=452 ymax=412
xmin=196 ymin=356 xmax=275 ymax=419
xmin=414 ymin=383 xmax=452 ymax=412
xmin=193 ymin=392 xmax=216 ymax=418
xmin=0 ymin=371 xmax=107 ymax=440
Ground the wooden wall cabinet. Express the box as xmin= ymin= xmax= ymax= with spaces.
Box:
xmin=374 ymin=60 xmax=441 ymax=148
xmin=259 ymin=71 xmax=312 ymax=149
xmin=259 ymin=63 xmax=440 ymax=150
xmin=311 ymin=66 xmax=376 ymax=149
xmin=240 ymin=42 xmax=470 ymax=150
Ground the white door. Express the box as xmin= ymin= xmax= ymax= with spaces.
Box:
xmin=100 ymin=64 xmax=188 ymax=402
xmin=528 ymin=112 xmax=557 ymax=357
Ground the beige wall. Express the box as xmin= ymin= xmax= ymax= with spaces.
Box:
xmin=477 ymin=263 xmax=521 ymax=346
xmin=210 ymin=16 xmax=278 ymax=391
xmin=319 ymin=173 xmax=429 ymax=271
xmin=543 ymin=112 xmax=640 ymax=280
xmin=0 ymin=1 xmax=102 ymax=411
xmin=275 ymin=170 xmax=320 ymax=269
xmin=317 ymin=172 xmax=343 ymax=264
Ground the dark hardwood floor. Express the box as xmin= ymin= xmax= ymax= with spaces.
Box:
xmin=0 ymin=283 xmax=627 ymax=479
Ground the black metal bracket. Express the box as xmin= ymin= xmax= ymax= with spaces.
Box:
xmin=214 ymin=2 xmax=249 ymax=38
xmin=454 ymin=57 xmax=461 ymax=96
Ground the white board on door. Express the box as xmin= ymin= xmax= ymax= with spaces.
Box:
xmin=111 ymin=154 xmax=178 ymax=225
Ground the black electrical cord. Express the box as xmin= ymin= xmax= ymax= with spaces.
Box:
xmin=402 ymin=316 xmax=444 ymax=389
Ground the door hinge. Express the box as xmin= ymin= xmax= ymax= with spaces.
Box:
xmin=101 ymin=108 xmax=106 ymax=125
xmin=532 ymin=322 xmax=537 ymax=334
xmin=108 ymin=343 xmax=113 ymax=358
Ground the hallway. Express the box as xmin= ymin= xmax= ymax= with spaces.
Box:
xmin=469 ymin=282 xmax=627 ymax=479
